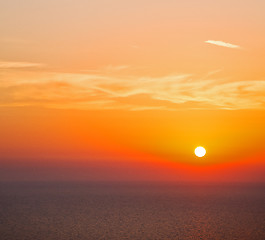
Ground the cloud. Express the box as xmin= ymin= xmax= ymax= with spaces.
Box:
xmin=0 ymin=38 xmax=29 ymax=44
xmin=105 ymin=65 xmax=130 ymax=71
xmin=0 ymin=61 xmax=44 ymax=68
xmin=0 ymin=70 xmax=265 ymax=111
xmin=81 ymin=65 xmax=130 ymax=74
xmin=205 ymin=40 xmax=240 ymax=49
xmin=130 ymin=44 xmax=139 ymax=49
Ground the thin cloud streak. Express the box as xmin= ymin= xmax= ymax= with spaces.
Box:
xmin=105 ymin=65 xmax=130 ymax=71
xmin=0 ymin=61 xmax=44 ymax=68
xmin=205 ymin=40 xmax=240 ymax=49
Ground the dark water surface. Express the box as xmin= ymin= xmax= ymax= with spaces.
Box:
xmin=0 ymin=182 xmax=264 ymax=240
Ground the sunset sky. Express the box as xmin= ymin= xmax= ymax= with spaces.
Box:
xmin=0 ymin=0 xmax=264 ymax=182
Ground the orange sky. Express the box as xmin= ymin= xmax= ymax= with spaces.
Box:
xmin=0 ymin=0 xmax=264 ymax=182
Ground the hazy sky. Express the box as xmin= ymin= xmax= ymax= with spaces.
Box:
xmin=0 ymin=0 xmax=264 ymax=181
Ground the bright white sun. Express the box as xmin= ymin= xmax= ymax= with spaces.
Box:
xmin=195 ymin=146 xmax=206 ymax=157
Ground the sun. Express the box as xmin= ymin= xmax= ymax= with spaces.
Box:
xmin=195 ymin=146 xmax=206 ymax=157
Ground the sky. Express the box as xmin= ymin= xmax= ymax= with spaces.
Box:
xmin=0 ymin=0 xmax=264 ymax=182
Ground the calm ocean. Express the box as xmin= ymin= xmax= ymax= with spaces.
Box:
xmin=0 ymin=182 xmax=264 ymax=240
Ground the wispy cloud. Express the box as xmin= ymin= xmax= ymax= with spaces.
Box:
xmin=0 ymin=61 xmax=44 ymax=68
xmin=105 ymin=65 xmax=130 ymax=71
xmin=0 ymin=70 xmax=264 ymax=110
xmin=205 ymin=40 xmax=240 ymax=49
xmin=130 ymin=44 xmax=139 ymax=49
xmin=81 ymin=65 xmax=130 ymax=74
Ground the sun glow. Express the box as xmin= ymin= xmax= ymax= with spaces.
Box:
xmin=195 ymin=146 xmax=206 ymax=157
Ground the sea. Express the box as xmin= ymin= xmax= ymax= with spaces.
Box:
xmin=0 ymin=182 xmax=264 ymax=240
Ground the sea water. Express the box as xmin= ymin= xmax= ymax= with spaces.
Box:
xmin=0 ymin=182 xmax=264 ymax=240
